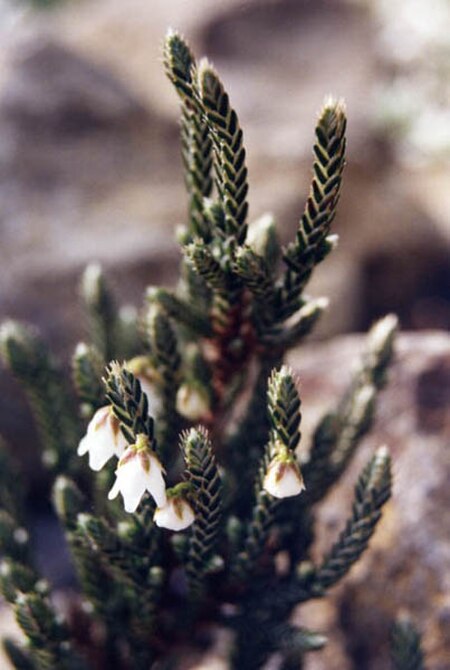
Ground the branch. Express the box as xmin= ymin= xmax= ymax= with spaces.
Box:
xmin=311 ymin=446 xmax=391 ymax=593
xmin=182 ymin=428 xmax=223 ymax=597
xmin=198 ymin=60 xmax=249 ymax=242
xmin=280 ymin=99 xmax=346 ymax=318
xmin=0 ymin=321 xmax=80 ymax=474
xmin=164 ymin=30 xmax=213 ymax=240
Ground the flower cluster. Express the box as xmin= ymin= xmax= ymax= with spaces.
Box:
xmin=78 ymin=385 xmax=195 ymax=531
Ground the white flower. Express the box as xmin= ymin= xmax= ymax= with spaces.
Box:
xmin=263 ymin=455 xmax=305 ymax=499
xmin=108 ymin=435 xmax=167 ymax=513
xmin=154 ymin=496 xmax=195 ymax=531
xmin=176 ymin=383 xmax=211 ymax=421
xmin=77 ymin=406 xmax=127 ymax=471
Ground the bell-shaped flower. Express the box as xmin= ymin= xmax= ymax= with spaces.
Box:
xmin=77 ymin=405 xmax=127 ymax=471
xmin=263 ymin=451 xmax=305 ymax=499
xmin=176 ymin=382 xmax=211 ymax=422
xmin=154 ymin=486 xmax=195 ymax=531
xmin=108 ymin=434 xmax=167 ymax=513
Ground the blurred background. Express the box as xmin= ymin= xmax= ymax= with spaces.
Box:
xmin=0 ymin=0 xmax=448 ymax=668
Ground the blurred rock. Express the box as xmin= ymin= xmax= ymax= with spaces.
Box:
xmin=289 ymin=331 xmax=450 ymax=670
xmin=1 ymin=38 xmax=148 ymax=136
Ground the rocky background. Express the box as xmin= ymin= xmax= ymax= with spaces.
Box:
xmin=0 ymin=0 xmax=448 ymax=668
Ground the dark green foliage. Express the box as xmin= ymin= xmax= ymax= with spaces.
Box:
xmin=198 ymin=60 xmax=249 ymax=242
xmin=144 ymin=306 xmax=181 ymax=459
xmin=391 ymin=617 xmax=425 ymax=670
xmin=53 ymin=477 xmax=116 ymax=625
xmin=104 ymin=363 xmax=155 ymax=446
xmin=147 ymin=286 xmax=213 ymax=338
xmin=80 ymin=264 xmax=118 ymax=364
xmin=0 ymin=321 xmax=80 ymax=474
xmin=0 ymin=438 xmax=25 ymax=522
xmin=182 ymin=428 xmax=222 ymax=596
xmin=0 ymin=29 xmax=408 ymax=670
xmin=14 ymin=592 xmax=87 ymax=670
xmin=303 ymin=313 xmax=398 ymax=505
xmin=281 ymin=100 xmax=346 ymax=317
xmin=0 ymin=560 xmax=37 ymax=604
xmin=0 ymin=510 xmax=31 ymax=566
xmin=164 ymin=30 xmax=213 ymax=241
xmin=3 ymin=638 xmax=36 ymax=670
xmin=233 ymin=367 xmax=302 ymax=579
xmin=185 ymin=240 xmax=229 ymax=291
xmin=310 ymin=446 xmax=391 ymax=592
xmin=72 ymin=343 xmax=105 ymax=418
xmin=267 ymin=366 xmax=301 ymax=453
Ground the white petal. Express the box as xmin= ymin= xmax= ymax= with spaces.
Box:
xmin=112 ymin=430 xmax=128 ymax=457
xmin=122 ymin=487 xmax=145 ymax=514
xmin=88 ymin=439 xmax=115 ymax=472
xmin=115 ymin=458 xmax=149 ymax=513
xmin=154 ymin=499 xmax=195 ymax=531
xmin=118 ymin=459 xmax=146 ymax=496
xmin=263 ymin=462 xmax=305 ymax=499
xmin=88 ymin=406 xmax=110 ymax=434
xmin=78 ymin=406 xmax=119 ymax=471
xmin=145 ymin=456 xmax=167 ymax=507
xmin=108 ymin=477 xmax=121 ymax=501
xmin=77 ymin=435 xmax=89 ymax=456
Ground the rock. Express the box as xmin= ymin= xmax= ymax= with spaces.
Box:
xmin=287 ymin=331 xmax=450 ymax=670
xmin=0 ymin=38 xmax=148 ymax=135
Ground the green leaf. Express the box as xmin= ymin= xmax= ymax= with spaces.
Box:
xmin=267 ymin=366 xmax=301 ymax=453
xmin=0 ymin=437 xmax=25 ymax=521
xmin=303 ymin=314 xmax=398 ymax=504
xmin=80 ymin=263 xmax=118 ymax=363
xmin=280 ymin=98 xmax=346 ymax=317
xmin=311 ymin=446 xmax=392 ymax=592
xmin=198 ymin=59 xmax=249 ymax=242
xmin=164 ymin=30 xmax=213 ymax=241
xmin=233 ymin=367 xmax=302 ymax=580
xmin=14 ymin=592 xmax=87 ymax=670
xmin=144 ymin=306 xmax=181 ymax=459
xmin=0 ymin=321 xmax=80 ymax=474
xmin=2 ymin=638 xmax=37 ymax=670
xmin=71 ymin=342 xmax=105 ymax=418
xmin=104 ymin=362 xmax=155 ymax=447
xmin=391 ymin=616 xmax=425 ymax=670
xmin=181 ymin=428 xmax=222 ymax=597
xmin=147 ymin=287 xmax=213 ymax=338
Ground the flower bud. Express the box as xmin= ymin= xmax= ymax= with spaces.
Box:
xmin=154 ymin=492 xmax=195 ymax=532
xmin=176 ymin=382 xmax=211 ymax=421
xmin=263 ymin=454 xmax=305 ymax=499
